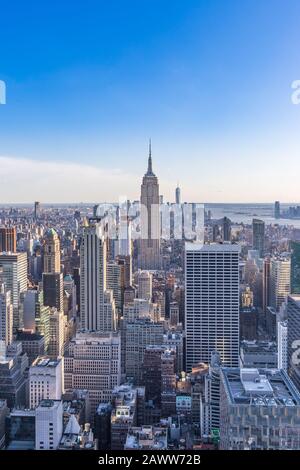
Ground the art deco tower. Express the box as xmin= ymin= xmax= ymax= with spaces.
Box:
xmin=139 ymin=141 xmax=161 ymax=270
xmin=44 ymin=228 xmax=61 ymax=274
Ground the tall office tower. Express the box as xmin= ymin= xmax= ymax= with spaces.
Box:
xmin=64 ymin=332 xmax=121 ymax=421
xmin=275 ymin=200 xmax=280 ymax=219
xmin=278 ymin=320 xmax=288 ymax=371
xmin=287 ymin=295 xmax=300 ymax=390
xmin=107 ymin=262 xmax=122 ymax=313
xmin=175 ymin=184 xmax=181 ymax=205
xmin=169 ymin=301 xmax=179 ymax=327
xmin=270 ymin=257 xmax=291 ymax=311
xmin=20 ymin=289 xmax=51 ymax=352
xmin=118 ymin=206 xmax=132 ymax=257
xmin=203 ymin=351 xmax=222 ymax=438
xmin=222 ymin=217 xmax=231 ymax=242
xmin=48 ymin=308 xmax=64 ymax=358
xmin=212 ymin=224 xmax=219 ymax=242
xmin=163 ymin=331 xmax=183 ymax=372
xmin=219 ymin=368 xmax=300 ymax=450
xmin=263 ymin=257 xmax=271 ymax=314
xmin=252 ymin=218 xmax=265 ymax=257
xmin=29 ymin=357 xmax=63 ymax=409
xmin=0 ymin=282 xmax=13 ymax=346
xmin=142 ymin=346 xmax=165 ymax=403
xmin=139 ymin=142 xmax=161 ymax=270
xmin=0 ymin=400 xmax=8 ymax=450
xmin=291 ymin=241 xmax=300 ymax=294
xmin=185 ymin=243 xmax=240 ymax=371
xmin=16 ymin=331 xmax=45 ymax=365
xmin=63 ymin=274 xmax=77 ymax=317
xmin=0 ymin=252 xmax=27 ymax=332
xmin=0 ymin=227 xmax=16 ymax=252
xmin=0 ymin=349 xmax=28 ymax=408
xmin=43 ymin=228 xmax=61 ymax=273
xmin=73 ymin=267 xmax=80 ymax=311
xmin=80 ymin=223 xmax=115 ymax=332
xmin=35 ymin=399 xmax=63 ymax=450
xmin=137 ymin=270 xmax=152 ymax=300
xmin=34 ymin=201 xmax=41 ymax=220
xmin=125 ymin=318 xmax=164 ymax=384
xmin=117 ymin=254 xmax=132 ymax=288
xmin=43 ymin=272 xmax=64 ymax=312
xmin=95 ymin=403 xmax=112 ymax=450
xmin=161 ymin=348 xmax=176 ymax=417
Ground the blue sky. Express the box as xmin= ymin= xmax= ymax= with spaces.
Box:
xmin=1 ymin=0 xmax=300 ymax=202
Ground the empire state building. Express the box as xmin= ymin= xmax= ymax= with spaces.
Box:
xmin=139 ymin=142 xmax=161 ymax=270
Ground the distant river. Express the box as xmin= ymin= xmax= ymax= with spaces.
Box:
xmin=205 ymin=203 xmax=300 ymax=228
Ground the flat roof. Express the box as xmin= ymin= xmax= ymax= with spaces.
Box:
xmin=32 ymin=357 xmax=60 ymax=368
xmin=222 ymin=368 xmax=300 ymax=407
xmin=185 ymin=242 xmax=240 ymax=253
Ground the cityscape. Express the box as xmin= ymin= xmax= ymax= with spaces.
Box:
xmin=1 ymin=155 xmax=300 ymax=453
xmin=1 ymin=0 xmax=300 ymax=461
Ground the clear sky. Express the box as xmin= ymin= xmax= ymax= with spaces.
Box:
xmin=1 ymin=0 xmax=300 ymax=203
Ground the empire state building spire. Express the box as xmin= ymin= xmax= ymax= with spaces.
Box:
xmin=146 ymin=139 xmax=155 ymax=176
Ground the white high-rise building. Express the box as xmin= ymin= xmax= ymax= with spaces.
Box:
xmin=0 ymin=282 xmax=13 ymax=346
xmin=270 ymin=257 xmax=291 ymax=312
xmin=0 ymin=252 xmax=27 ymax=332
xmin=185 ymin=243 xmax=240 ymax=371
xmin=35 ymin=399 xmax=63 ymax=450
xmin=29 ymin=357 xmax=63 ymax=409
xmin=64 ymin=332 xmax=121 ymax=421
xmin=80 ymin=223 xmax=116 ymax=331
xmin=277 ymin=320 xmax=288 ymax=371
xmin=48 ymin=308 xmax=64 ymax=358
xmin=117 ymin=203 xmax=132 ymax=257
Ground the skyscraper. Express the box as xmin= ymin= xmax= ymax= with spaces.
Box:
xmin=43 ymin=272 xmax=64 ymax=312
xmin=29 ymin=357 xmax=63 ymax=409
xmin=252 ymin=218 xmax=265 ymax=257
xmin=287 ymin=295 xmax=300 ymax=391
xmin=34 ymin=201 xmax=41 ymax=220
xmin=139 ymin=141 xmax=160 ymax=270
xmin=43 ymin=228 xmax=61 ymax=274
xmin=275 ymin=201 xmax=280 ymax=219
xmin=291 ymin=241 xmax=300 ymax=295
xmin=137 ymin=270 xmax=152 ymax=301
xmin=0 ymin=252 xmax=27 ymax=332
xmin=222 ymin=217 xmax=231 ymax=242
xmin=64 ymin=332 xmax=121 ymax=420
xmin=80 ymin=222 xmax=116 ymax=332
xmin=263 ymin=257 xmax=271 ymax=313
xmin=175 ymin=184 xmax=181 ymax=205
xmin=185 ymin=243 xmax=240 ymax=371
xmin=270 ymin=256 xmax=291 ymax=311
xmin=0 ymin=282 xmax=13 ymax=346
xmin=0 ymin=227 xmax=16 ymax=253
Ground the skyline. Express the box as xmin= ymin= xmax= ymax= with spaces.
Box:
xmin=1 ymin=1 xmax=300 ymax=202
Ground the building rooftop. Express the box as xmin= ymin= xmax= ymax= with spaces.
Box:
xmin=125 ymin=426 xmax=167 ymax=450
xmin=289 ymin=294 xmax=300 ymax=307
xmin=185 ymin=242 xmax=240 ymax=253
xmin=16 ymin=331 xmax=44 ymax=342
xmin=241 ymin=340 xmax=277 ymax=354
xmin=221 ymin=368 xmax=300 ymax=407
xmin=111 ymin=385 xmax=137 ymax=423
xmin=32 ymin=356 xmax=60 ymax=368
xmin=37 ymin=399 xmax=62 ymax=410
